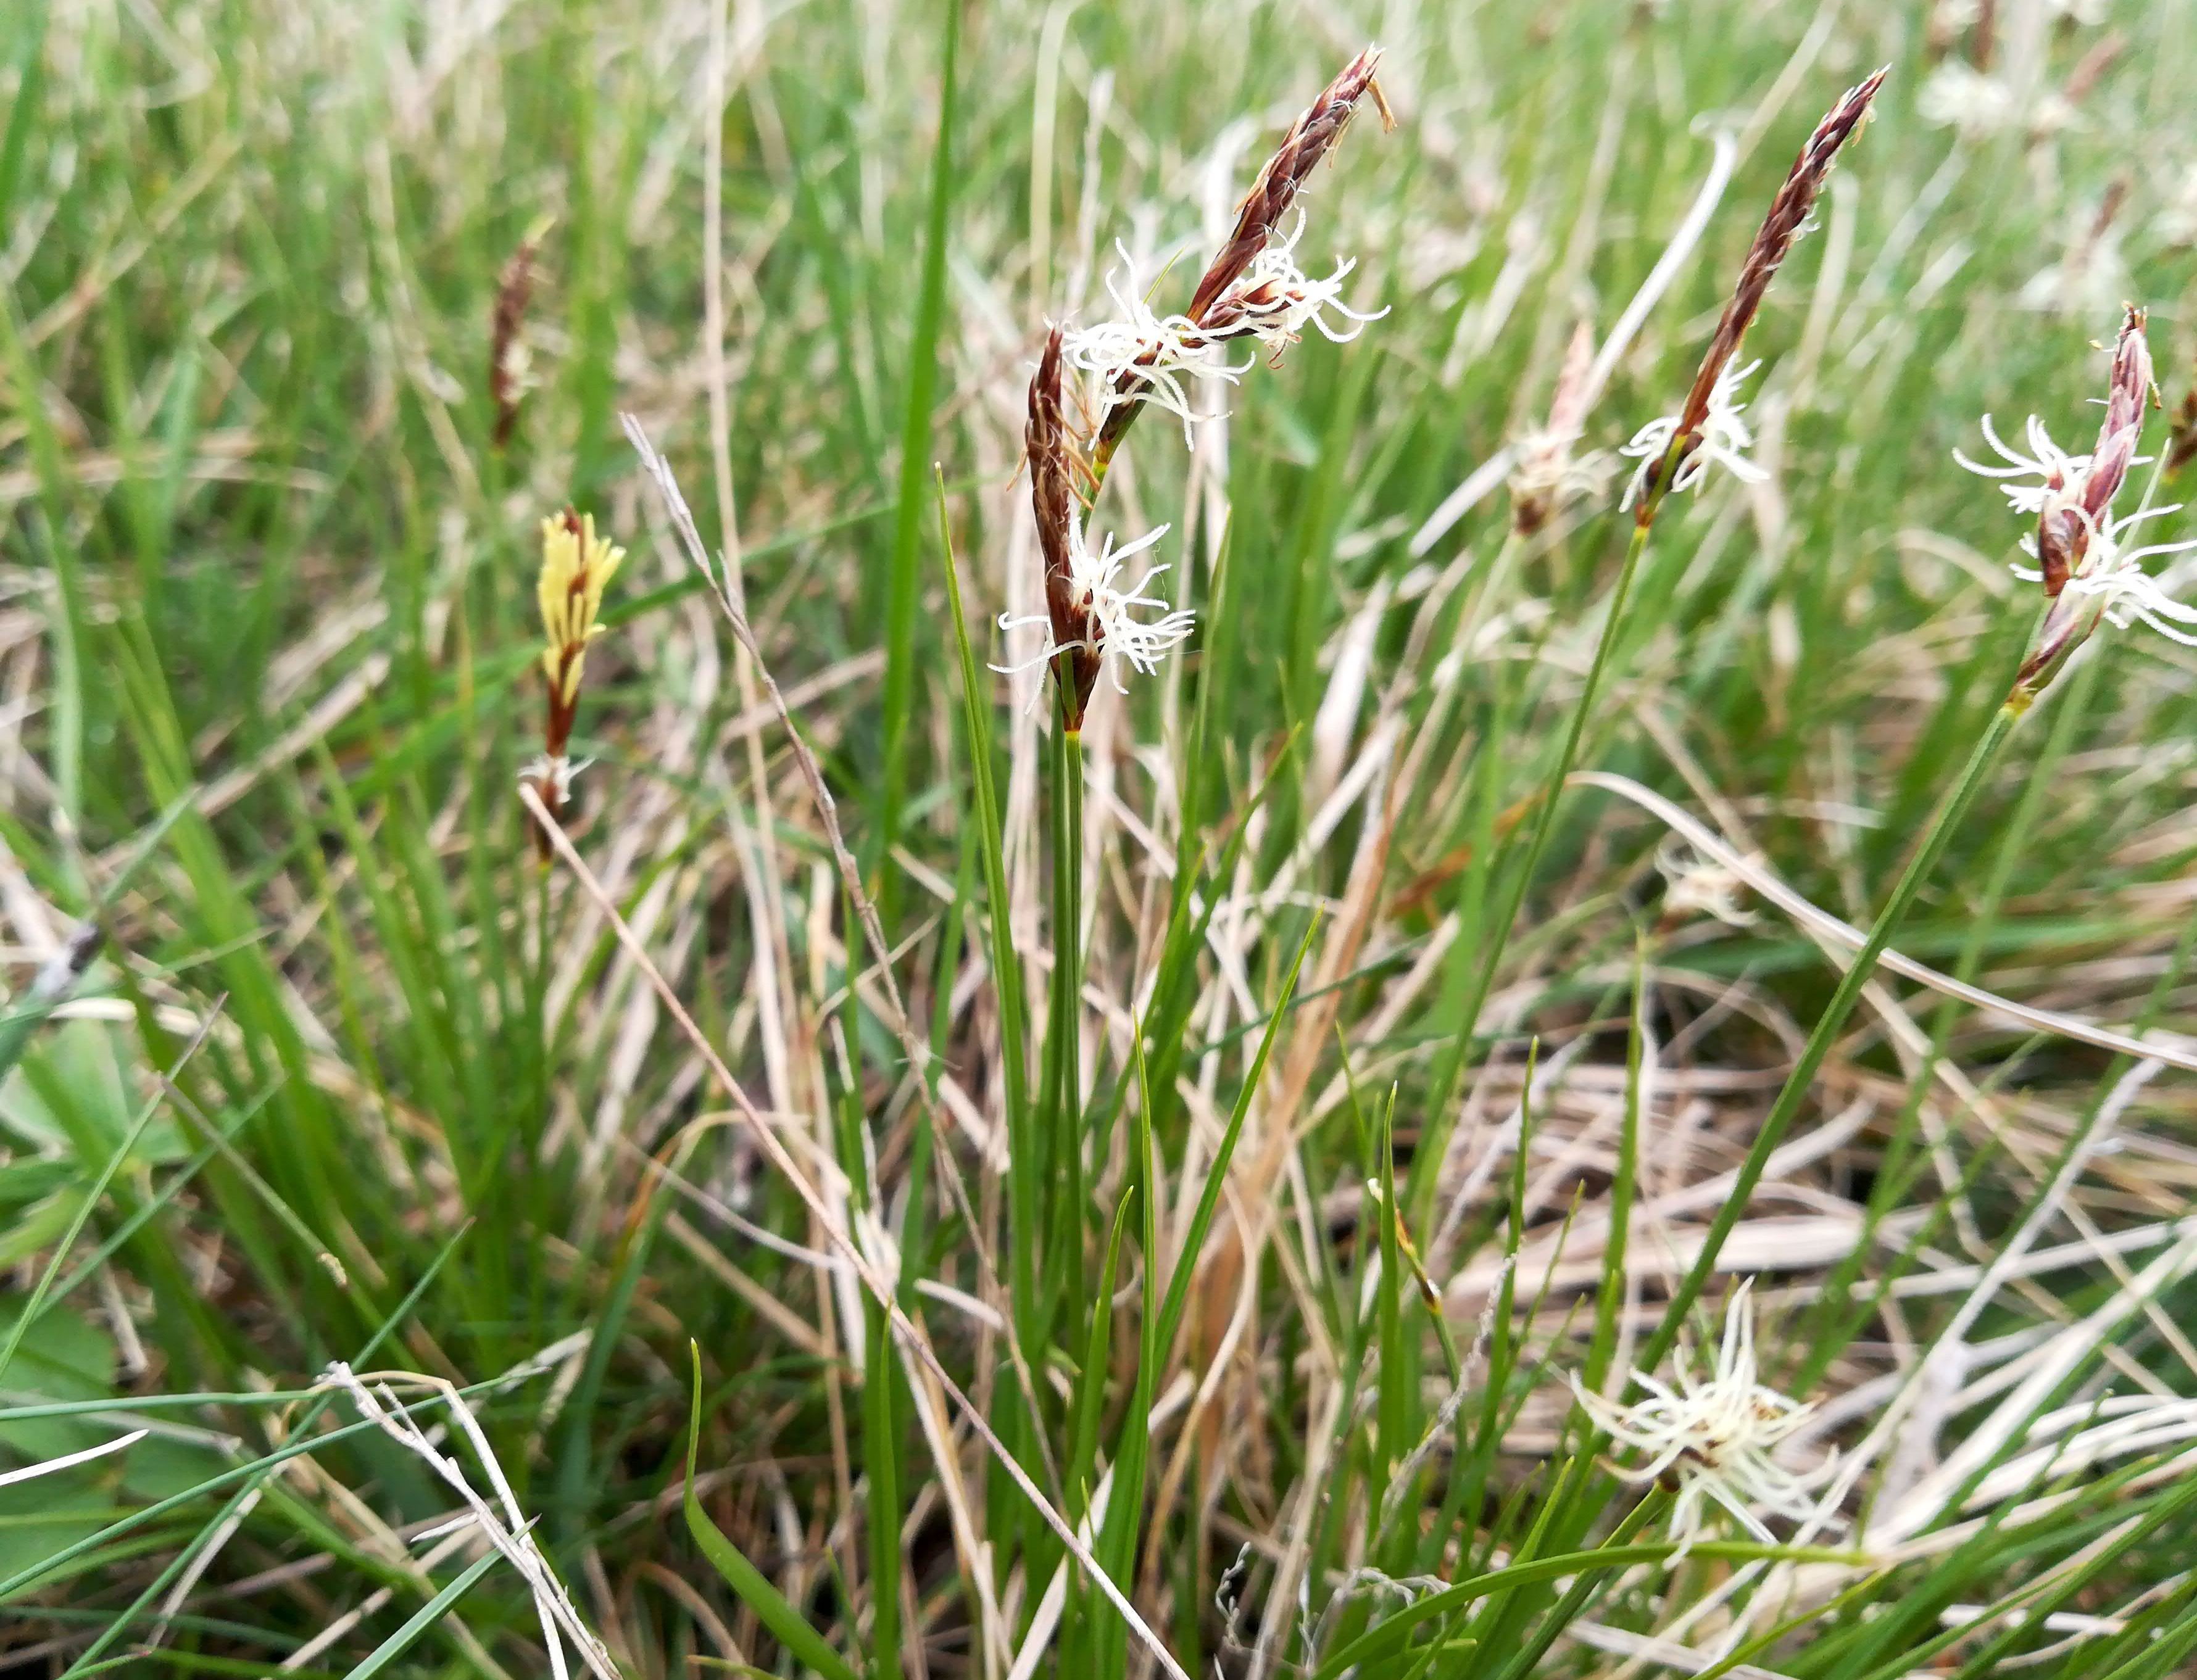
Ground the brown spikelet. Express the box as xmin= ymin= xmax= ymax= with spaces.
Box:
xmin=489 ymin=228 xmax=544 ymax=450
xmin=1027 ymin=328 xmax=1098 ymax=732
xmin=2166 ymin=364 xmax=2197 ymax=481
xmin=2037 ymin=304 xmax=2149 ymax=597
xmin=1674 ymin=68 xmax=1886 ymax=442
xmin=2064 ymin=30 xmax=2126 ymax=107
xmin=2014 ymin=307 xmax=2153 ymax=700
xmin=1511 ymin=321 xmax=1596 ymax=537
xmin=1185 ymin=47 xmax=1384 ymax=326
xmin=1092 ymin=46 xmax=1385 ymax=468
xmin=2086 ymin=305 xmax=2151 ymax=505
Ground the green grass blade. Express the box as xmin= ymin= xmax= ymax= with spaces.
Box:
xmin=684 ymin=1345 xmax=859 ymax=1680
xmin=337 ymin=1547 xmax=502 ymax=1680
xmin=873 ymin=0 xmax=961 ymax=881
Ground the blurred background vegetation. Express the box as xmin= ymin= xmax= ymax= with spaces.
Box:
xmin=4 ymin=0 xmax=2197 ymax=1674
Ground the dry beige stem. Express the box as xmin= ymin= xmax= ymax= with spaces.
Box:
xmin=519 ymin=782 xmax=1189 ymax=1680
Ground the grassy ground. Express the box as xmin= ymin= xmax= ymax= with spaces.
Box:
xmin=6 ymin=0 xmax=2197 ymax=1674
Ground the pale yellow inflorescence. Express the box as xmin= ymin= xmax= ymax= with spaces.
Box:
xmin=538 ymin=511 xmax=625 ymax=705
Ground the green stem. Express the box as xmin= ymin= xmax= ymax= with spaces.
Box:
xmin=1408 ymin=458 xmax=1677 ymax=1229
xmin=1635 ymin=699 xmax=2022 ymax=1373
xmin=1060 ymin=724 xmax=1087 ymax=1344
xmin=1797 ymin=647 xmax=2092 ymax=1383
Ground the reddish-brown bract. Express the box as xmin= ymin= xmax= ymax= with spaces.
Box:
xmin=2014 ymin=307 xmax=2154 ymax=697
xmin=1026 ymin=328 xmax=1101 ymax=731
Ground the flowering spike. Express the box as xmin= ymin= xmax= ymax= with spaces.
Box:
xmin=489 ymin=217 xmax=552 ymax=450
xmin=1086 ymin=46 xmax=1389 ymax=473
xmin=1024 ymin=329 xmax=1096 ymax=730
xmin=1631 ymin=70 xmax=1884 ymax=515
xmin=538 ymin=510 xmax=622 ymax=705
xmin=1185 ymin=48 xmax=1385 ymax=326
xmin=525 ymin=507 xmax=622 ymax=855
xmin=1006 ymin=329 xmax=1194 ymax=723
xmin=1511 ymin=323 xmax=1611 ymax=535
xmin=1676 ymin=68 xmax=1885 ymax=443
xmin=1958 ymin=307 xmax=2197 ymax=701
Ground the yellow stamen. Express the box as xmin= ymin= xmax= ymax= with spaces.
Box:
xmin=537 ymin=511 xmax=623 ymax=705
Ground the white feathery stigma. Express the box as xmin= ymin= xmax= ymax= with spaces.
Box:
xmin=1510 ymin=431 xmax=1614 ymax=521
xmin=995 ymin=516 xmax=1195 ymax=693
xmin=1958 ymin=413 xmax=2197 ymax=648
xmin=2014 ymin=506 xmax=2197 ymax=646
xmin=1655 ymin=836 xmax=1758 ymax=928
xmin=519 ymin=753 xmax=592 ymax=805
xmin=1917 ymin=62 xmax=2022 ymax=133
xmin=1212 ymin=212 xmax=1389 ymax=359
xmin=1620 ymin=360 xmax=1770 ymax=508
xmin=1061 ymin=243 xmax=1247 ymax=443
xmin=1954 ymin=412 xmax=2096 ymax=515
xmin=1571 ymin=1280 xmax=1833 ymax=1555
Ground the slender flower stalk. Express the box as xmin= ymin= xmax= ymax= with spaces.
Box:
xmin=1410 ymin=70 xmax=1887 ymax=1231
xmin=1635 ymin=703 xmax=2020 ymax=1382
xmin=1626 ymin=311 xmax=2190 ymax=1411
xmin=992 ymin=57 xmax=1388 ymax=1505
xmin=523 ymin=508 xmax=623 ymax=858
